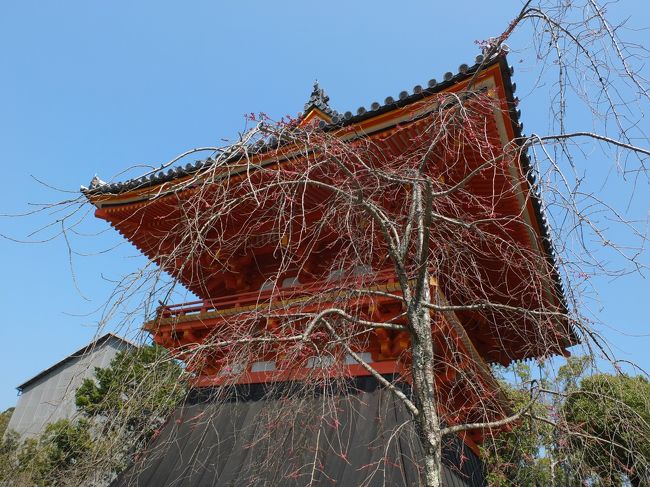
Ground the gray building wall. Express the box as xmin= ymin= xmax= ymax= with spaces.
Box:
xmin=7 ymin=335 xmax=132 ymax=439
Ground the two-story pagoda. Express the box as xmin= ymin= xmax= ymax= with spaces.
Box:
xmin=85 ymin=52 xmax=576 ymax=487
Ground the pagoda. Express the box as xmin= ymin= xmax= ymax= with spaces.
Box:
xmin=85 ymin=53 xmax=575 ymax=486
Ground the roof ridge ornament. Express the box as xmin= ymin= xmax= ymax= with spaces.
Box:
xmin=85 ymin=175 xmax=107 ymax=191
xmin=307 ymin=80 xmax=329 ymax=107
xmin=303 ymin=80 xmax=339 ymax=120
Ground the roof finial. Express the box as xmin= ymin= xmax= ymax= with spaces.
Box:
xmin=309 ymin=80 xmax=329 ymax=106
xmin=89 ymin=175 xmax=106 ymax=189
xmin=303 ymin=80 xmax=338 ymax=119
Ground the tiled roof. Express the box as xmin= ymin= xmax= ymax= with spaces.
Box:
xmin=322 ymin=54 xmax=506 ymax=127
xmin=82 ymin=52 xmax=504 ymax=196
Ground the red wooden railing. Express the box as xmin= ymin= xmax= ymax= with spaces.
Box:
xmin=156 ymin=268 xmax=399 ymax=319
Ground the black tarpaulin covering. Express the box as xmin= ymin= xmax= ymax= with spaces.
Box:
xmin=111 ymin=376 xmax=485 ymax=487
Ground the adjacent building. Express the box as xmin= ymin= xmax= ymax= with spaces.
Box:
xmin=6 ymin=333 xmax=134 ymax=439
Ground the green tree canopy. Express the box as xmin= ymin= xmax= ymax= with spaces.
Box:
xmin=482 ymin=364 xmax=558 ymax=487
xmin=563 ymin=373 xmax=650 ymax=486
xmin=76 ymin=343 xmax=184 ymax=428
xmin=484 ymin=358 xmax=650 ymax=486
xmin=0 ymin=408 xmax=14 ymax=439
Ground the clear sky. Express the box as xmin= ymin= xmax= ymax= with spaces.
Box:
xmin=1 ymin=1 xmax=648 ymax=411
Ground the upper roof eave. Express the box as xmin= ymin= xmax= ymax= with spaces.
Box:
xmin=82 ymin=52 xmax=504 ymax=198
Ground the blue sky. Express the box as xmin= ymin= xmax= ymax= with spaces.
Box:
xmin=1 ymin=1 xmax=648 ymax=410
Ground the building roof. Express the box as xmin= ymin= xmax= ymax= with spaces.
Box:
xmin=82 ymin=52 xmax=507 ymax=196
xmin=110 ymin=376 xmax=486 ymax=487
xmin=17 ymin=333 xmax=136 ymax=392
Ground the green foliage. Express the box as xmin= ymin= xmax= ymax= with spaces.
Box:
xmin=482 ymin=364 xmax=559 ymax=487
xmin=563 ymin=374 xmax=650 ymax=486
xmin=0 ymin=409 xmax=20 ymax=484
xmin=557 ymin=355 xmax=590 ymax=393
xmin=76 ymin=343 xmax=183 ymax=422
xmin=0 ymin=433 xmax=19 ymax=483
xmin=483 ymin=358 xmax=650 ymax=486
xmin=73 ymin=343 xmax=185 ymax=474
xmin=41 ymin=419 xmax=92 ymax=470
xmin=0 ymin=407 xmax=14 ymax=439
xmin=0 ymin=419 xmax=92 ymax=487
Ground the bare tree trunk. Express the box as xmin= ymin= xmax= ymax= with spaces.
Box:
xmin=410 ymin=268 xmax=443 ymax=487
xmin=411 ymin=335 xmax=443 ymax=486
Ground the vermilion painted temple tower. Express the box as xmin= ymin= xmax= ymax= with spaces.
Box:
xmin=85 ymin=53 xmax=575 ymax=486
